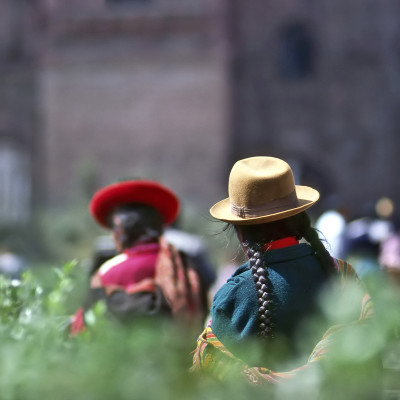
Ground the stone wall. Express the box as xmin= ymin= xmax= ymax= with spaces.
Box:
xmin=4 ymin=0 xmax=400 ymax=225
xmin=39 ymin=0 xmax=229 ymax=219
xmin=0 ymin=0 xmax=41 ymax=223
xmin=227 ymin=0 xmax=400 ymax=217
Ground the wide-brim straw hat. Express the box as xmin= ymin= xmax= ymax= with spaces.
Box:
xmin=90 ymin=180 xmax=180 ymax=229
xmin=210 ymin=156 xmax=319 ymax=225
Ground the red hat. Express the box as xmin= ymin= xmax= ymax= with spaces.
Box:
xmin=89 ymin=180 xmax=180 ymax=228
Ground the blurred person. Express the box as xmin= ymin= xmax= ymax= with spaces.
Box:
xmin=343 ymin=198 xmax=394 ymax=279
xmin=379 ymin=203 xmax=400 ymax=286
xmin=315 ymin=195 xmax=348 ymax=259
xmin=85 ymin=222 xmax=216 ymax=323
xmin=192 ymin=156 xmax=373 ymax=384
xmin=379 ymin=229 xmax=400 ymax=286
xmin=0 ymin=239 xmax=27 ymax=280
xmin=70 ymin=180 xmax=204 ymax=334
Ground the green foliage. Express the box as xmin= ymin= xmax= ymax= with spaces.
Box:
xmin=0 ymin=263 xmax=398 ymax=399
xmin=0 ymin=261 xmax=77 ymax=341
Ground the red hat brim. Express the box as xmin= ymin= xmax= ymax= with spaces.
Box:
xmin=89 ymin=180 xmax=180 ymax=228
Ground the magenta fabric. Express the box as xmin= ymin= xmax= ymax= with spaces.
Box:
xmin=99 ymin=243 xmax=160 ymax=290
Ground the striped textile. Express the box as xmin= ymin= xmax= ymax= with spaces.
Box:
xmin=192 ymin=259 xmax=374 ymax=384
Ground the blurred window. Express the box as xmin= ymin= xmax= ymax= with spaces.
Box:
xmin=0 ymin=142 xmax=30 ymax=223
xmin=278 ymin=23 xmax=315 ymax=79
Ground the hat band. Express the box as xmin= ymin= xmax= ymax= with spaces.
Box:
xmin=230 ymin=190 xmax=299 ymax=218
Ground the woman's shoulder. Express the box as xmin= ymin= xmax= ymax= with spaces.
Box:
xmin=212 ymin=263 xmax=254 ymax=305
xmin=98 ymin=253 xmax=128 ymax=276
xmin=211 ymin=261 xmax=259 ymax=341
xmin=231 ymin=262 xmax=250 ymax=278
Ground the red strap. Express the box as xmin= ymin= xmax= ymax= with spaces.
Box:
xmin=70 ymin=308 xmax=86 ymax=335
xmin=262 ymin=237 xmax=299 ymax=251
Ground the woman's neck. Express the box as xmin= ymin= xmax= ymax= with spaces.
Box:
xmin=262 ymin=237 xmax=299 ymax=251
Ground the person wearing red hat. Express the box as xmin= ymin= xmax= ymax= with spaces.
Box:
xmin=70 ymin=180 xmax=204 ymax=334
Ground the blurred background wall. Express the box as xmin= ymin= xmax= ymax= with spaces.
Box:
xmin=1 ymin=0 xmax=400 ymax=261
xmin=226 ymin=0 xmax=400 ymax=218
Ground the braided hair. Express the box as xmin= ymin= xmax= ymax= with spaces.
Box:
xmin=247 ymin=242 xmax=274 ymax=339
xmin=236 ymin=211 xmax=335 ymax=340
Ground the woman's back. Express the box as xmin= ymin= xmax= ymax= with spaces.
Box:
xmin=211 ymin=243 xmax=330 ymax=368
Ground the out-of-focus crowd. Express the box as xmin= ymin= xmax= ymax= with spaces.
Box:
xmin=315 ymin=196 xmax=400 ymax=285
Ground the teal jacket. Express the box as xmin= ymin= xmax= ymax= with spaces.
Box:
xmin=211 ymin=244 xmax=329 ymax=351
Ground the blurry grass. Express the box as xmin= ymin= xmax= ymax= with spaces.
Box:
xmin=0 ymin=262 xmax=398 ymax=399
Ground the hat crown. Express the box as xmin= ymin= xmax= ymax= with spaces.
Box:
xmin=89 ymin=180 xmax=179 ymax=228
xmin=229 ymin=157 xmax=296 ymax=209
xmin=209 ymin=155 xmax=319 ymax=225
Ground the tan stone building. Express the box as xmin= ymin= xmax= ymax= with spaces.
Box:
xmin=40 ymin=0 xmax=229 ymax=216
xmin=225 ymin=1 xmax=400 ymax=218
xmin=2 ymin=0 xmax=400 ymax=231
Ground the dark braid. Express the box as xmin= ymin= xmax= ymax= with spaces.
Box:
xmin=236 ymin=211 xmax=336 ymax=339
xmin=247 ymin=242 xmax=274 ymax=339
xmin=299 ymin=213 xmax=336 ymax=276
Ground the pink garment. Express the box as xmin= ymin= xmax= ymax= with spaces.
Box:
xmin=98 ymin=243 xmax=160 ymax=290
xmin=380 ymin=234 xmax=400 ymax=271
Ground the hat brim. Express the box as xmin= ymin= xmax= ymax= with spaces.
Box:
xmin=210 ymin=185 xmax=319 ymax=225
xmin=90 ymin=180 xmax=179 ymax=229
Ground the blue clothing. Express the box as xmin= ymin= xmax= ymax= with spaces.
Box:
xmin=211 ymin=243 xmax=328 ymax=347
